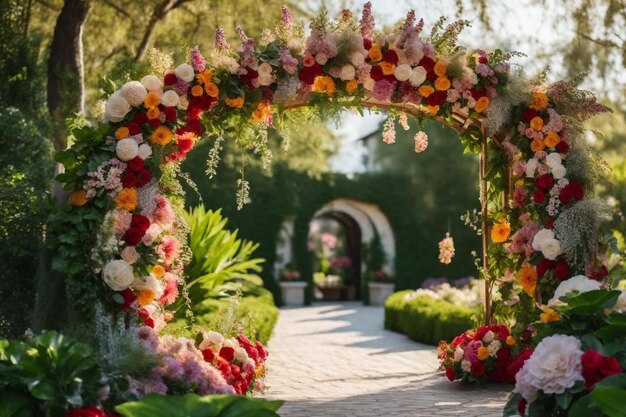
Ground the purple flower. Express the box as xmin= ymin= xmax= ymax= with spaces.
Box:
xmin=371 ymin=79 xmax=397 ymax=101
xmin=190 ymin=46 xmax=206 ymax=72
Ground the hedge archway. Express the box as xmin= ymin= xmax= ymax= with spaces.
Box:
xmin=52 ymin=3 xmax=610 ymax=335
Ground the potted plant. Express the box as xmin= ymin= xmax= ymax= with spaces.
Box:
xmin=314 ymin=272 xmax=343 ymax=301
xmin=279 ymin=265 xmax=307 ymax=306
xmin=367 ymin=270 xmax=395 ymax=306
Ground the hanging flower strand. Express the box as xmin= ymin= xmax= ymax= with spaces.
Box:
xmin=382 ymin=114 xmax=397 ymax=144
xmin=414 ymin=130 xmax=428 ymax=153
xmin=438 ymin=232 xmax=455 ymax=264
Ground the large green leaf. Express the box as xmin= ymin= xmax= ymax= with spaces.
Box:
xmin=591 ymin=386 xmax=626 ymax=417
xmin=558 ymin=290 xmax=621 ymax=317
xmin=0 ymin=392 xmax=34 ymax=417
xmin=595 ymin=314 xmax=626 ymax=342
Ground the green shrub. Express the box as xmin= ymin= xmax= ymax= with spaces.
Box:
xmin=384 ymin=290 xmax=477 ymax=346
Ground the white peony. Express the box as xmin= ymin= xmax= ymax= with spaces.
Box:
xmin=363 ymin=77 xmax=375 ymax=91
xmin=132 ymin=275 xmax=163 ymax=299
xmin=102 ymin=259 xmax=135 ymax=291
xmin=138 ymin=143 xmax=152 ymax=160
xmin=116 ymin=138 xmax=139 ymax=162
xmin=482 ymin=330 xmax=495 ymax=343
xmin=548 ymin=275 xmax=601 ymax=305
xmin=141 ymin=75 xmax=163 ymax=92
xmin=340 ymin=64 xmax=356 ymax=81
xmin=532 ymin=228 xmax=555 ymax=251
xmin=394 ymin=64 xmax=412 ymax=82
xmin=177 ymin=95 xmax=189 ymax=111
xmin=104 ymin=93 xmax=130 ymax=122
xmin=175 ymin=63 xmax=195 ymax=82
xmin=349 ymin=52 xmax=365 ymax=67
xmin=525 ymin=158 xmax=539 ymax=178
xmin=409 ymin=66 xmax=427 ymax=86
xmin=315 ymin=53 xmax=329 ymax=65
xmin=540 ymin=238 xmax=562 ymax=260
xmin=552 ymin=164 xmax=567 ymax=179
xmin=546 ymin=153 xmax=562 ymax=169
xmin=611 ymin=290 xmax=626 ymax=313
xmin=257 ymin=62 xmax=273 ymax=75
xmin=514 ymin=335 xmax=584 ymax=403
xmin=119 ymin=81 xmax=147 ymax=107
xmin=234 ymin=347 xmax=250 ymax=363
xmin=160 ymin=90 xmax=179 ymax=107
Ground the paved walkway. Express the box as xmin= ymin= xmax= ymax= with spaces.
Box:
xmin=264 ymin=303 xmax=509 ymax=417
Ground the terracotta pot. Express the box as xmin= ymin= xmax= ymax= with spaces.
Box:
xmin=319 ymin=286 xmax=342 ymax=301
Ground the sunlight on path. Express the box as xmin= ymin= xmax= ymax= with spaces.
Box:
xmin=264 ymin=303 xmax=508 ymax=417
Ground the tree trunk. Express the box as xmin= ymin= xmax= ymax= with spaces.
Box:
xmin=135 ymin=0 xmax=191 ymax=61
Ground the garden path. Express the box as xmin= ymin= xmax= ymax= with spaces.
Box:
xmin=264 ymin=303 xmax=509 ymax=417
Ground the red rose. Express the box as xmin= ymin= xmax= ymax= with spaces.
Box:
xmin=589 ymin=265 xmax=609 ymax=281
xmin=131 ymin=214 xmax=150 ymax=233
xmin=237 ymin=334 xmax=253 ymax=348
xmin=556 ymin=141 xmax=570 ymax=154
xmin=363 ymin=38 xmax=372 ymax=50
xmin=298 ymin=67 xmax=316 ymax=85
xmin=600 ymin=356 xmax=623 ymax=377
xmin=186 ymin=105 xmax=203 ymax=121
xmin=419 ymin=56 xmax=436 ymax=73
xmin=137 ymin=308 xmax=149 ymax=320
xmin=119 ymin=288 xmax=137 ymax=310
xmin=370 ymin=65 xmax=384 ymax=81
xmin=255 ymin=341 xmax=268 ymax=360
xmin=124 ymin=227 xmax=144 ymax=245
xmin=426 ymin=91 xmax=447 ymax=106
xmin=426 ymin=69 xmax=438 ymax=82
xmin=144 ymin=317 xmax=155 ymax=328
xmin=240 ymin=68 xmax=259 ymax=89
xmin=219 ymin=346 xmax=235 ymax=362
xmin=570 ymin=182 xmax=584 ymax=200
xmin=127 ymin=156 xmax=144 ymax=172
xmin=497 ymin=347 xmax=511 ymax=361
xmin=65 ymin=406 xmax=107 ymax=417
xmin=262 ymin=86 xmax=274 ymax=101
xmin=474 ymin=325 xmax=489 ymax=341
xmin=133 ymin=112 xmax=148 ymax=124
xmin=163 ymin=106 xmax=177 ymax=122
xmin=582 ymin=350 xmax=604 ymax=374
xmin=536 ymin=259 xmax=554 ymax=277
xmin=127 ymin=122 xmax=141 ymax=135
xmin=121 ymin=171 xmax=138 ymax=188
xmin=584 ymin=371 xmax=601 ymax=392
xmin=533 ymin=189 xmax=546 ymax=204
xmin=136 ymin=168 xmax=152 ymax=187
xmin=478 ymin=56 xmax=488 ymax=64
xmin=517 ymin=399 xmax=527 ymax=416
xmin=545 ymin=217 xmax=554 ymax=229
xmin=507 ymin=349 xmax=534 ymax=383
xmin=536 ymin=174 xmax=555 ymax=191
xmin=445 ymin=366 xmax=456 ymax=381
xmin=148 ymin=119 xmax=161 ymax=129
xmin=382 ymin=49 xmax=399 ymax=65
xmin=471 ymin=362 xmax=486 ymax=377
xmin=522 ymin=108 xmax=538 ymax=123
xmin=554 ymin=260 xmax=570 ymax=280
xmin=164 ymin=73 xmax=178 ymax=86
xmin=470 ymin=88 xmax=487 ymax=100
xmin=559 ymin=185 xmax=574 ymax=204
xmin=202 ymin=349 xmax=216 ymax=363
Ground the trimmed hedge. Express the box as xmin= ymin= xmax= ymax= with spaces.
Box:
xmin=384 ymin=290 xmax=477 ymax=346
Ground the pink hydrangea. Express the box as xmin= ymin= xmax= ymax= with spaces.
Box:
xmin=507 ymin=222 xmax=539 ymax=256
xmin=371 ymin=79 xmax=396 ymax=101
xmin=111 ymin=209 xmax=132 ymax=235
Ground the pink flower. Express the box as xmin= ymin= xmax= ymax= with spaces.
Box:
xmin=159 ymin=236 xmax=180 ymax=264
xmin=190 ymin=46 xmax=206 ymax=72
xmin=302 ymin=55 xmax=316 ymax=67
xmin=525 ymin=128 xmax=535 ymax=138
xmin=159 ymin=279 xmax=179 ymax=305
xmin=112 ymin=209 xmax=132 ymax=235
xmin=512 ymin=160 xmax=526 ymax=177
xmin=371 ymin=79 xmax=396 ymax=101
xmin=464 ymin=340 xmax=483 ymax=364
xmin=513 ymin=186 xmax=529 ymax=209
xmin=507 ymin=222 xmax=539 ymax=256
xmin=154 ymin=195 xmax=175 ymax=226
xmin=121 ymin=246 xmax=140 ymax=265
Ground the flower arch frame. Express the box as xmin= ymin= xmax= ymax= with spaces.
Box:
xmin=52 ymin=3 xmax=610 ymax=333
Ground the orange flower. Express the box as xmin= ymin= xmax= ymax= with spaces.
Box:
xmin=434 ymin=60 xmax=447 ymax=77
xmin=540 ymin=306 xmax=560 ymax=323
xmin=505 ymin=335 xmax=517 ymax=346
xmin=255 ymin=363 xmax=266 ymax=378
xmin=434 ymin=76 xmax=451 ymax=91
xmin=491 ymin=221 xmax=511 ymax=243
xmin=530 ymin=116 xmax=544 ymax=131
xmin=477 ymin=346 xmax=490 ymax=361
xmin=426 ymin=105 xmax=439 ymax=115
xmin=346 ymin=79 xmax=358 ymax=93
xmin=530 ymin=138 xmax=545 ymax=152
xmin=116 ymin=188 xmax=138 ymax=211
xmin=191 ymin=85 xmax=204 ymax=97
xmin=368 ymin=44 xmax=382 ymax=62
xmin=225 ymin=96 xmax=244 ymax=108
xmin=152 ymin=265 xmax=165 ymax=279
xmin=115 ymin=127 xmax=130 ymax=140
xmin=204 ymin=82 xmax=219 ymax=98
xmin=196 ymin=69 xmax=213 ymax=85
xmin=144 ymin=91 xmax=160 ymax=109
xmin=418 ymin=85 xmax=434 ymax=97
xmin=137 ymin=289 xmax=155 ymax=306
xmin=475 ymin=96 xmax=490 ymax=113
xmin=380 ymin=62 xmax=396 ymax=75
xmin=529 ymin=92 xmax=548 ymax=111
xmin=544 ymin=132 xmax=560 ymax=148
xmin=147 ymin=107 xmax=160 ymax=120
xmin=150 ymin=126 xmax=173 ymax=145
xmin=252 ymin=101 xmax=273 ymax=123
xmin=518 ymin=264 xmax=537 ymax=297
xmin=70 ymin=189 xmax=88 ymax=206
xmin=312 ymin=76 xmax=336 ymax=96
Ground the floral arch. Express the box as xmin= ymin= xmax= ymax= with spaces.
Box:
xmin=53 ymin=3 xmax=610 ymax=345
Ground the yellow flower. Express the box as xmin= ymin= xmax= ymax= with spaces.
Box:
xmin=368 ymin=44 xmax=382 ymax=62
xmin=434 ymin=76 xmax=451 ymax=91
xmin=144 ymin=91 xmax=160 ymax=109
xmin=204 ymin=82 xmax=219 ymax=98
xmin=196 ymin=69 xmax=213 ymax=85
xmin=70 ymin=189 xmax=88 ymax=206
xmin=252 ymin=101 xmax=273 ymax=123
xmin=505 ymin=335 xmax=517 ymax=346
xmin=380 ymin=62 xmax=396 ymax=75
xmin=475 ymin=96 xmax=490 ymax=113
xmin=434 ymin=60 xmax=447 ymax=77
xmin=312 ymin=76 xmax=336 ymax=96
xmin=418 ymin=85 xmax=434 ymax=97
xmin=530 ymin=116 xmax=544 ymax=131
xmin=515 ymin=179 xmax=525 ymax=187
xmin=346 ymin=79 xmax=358 ymax=93
xmin=225 ymin=96 xmax=244 ymax=108
xmin=153 ymin=265 xmax=165 ymax=279
xmin=137 ymin=289 xmax=155 ymax=306
xmin=544 ymin=132 xmax=560 ymax=148
xmin=191 ymin=85 xmax=204 ymax=97
xmin=150 ymin=126 xmax=173 ymax=145
xmin=147 ymin=107 xmax=160 ymax=120
xmin=116 ymin=188 xmax=138 ymax=211
xmin=255 ymin=363 xmax=266 ymax=378
xmin=529 ymin=92 xmax=548 ymax=111
xmin=491 ymin=221 xmax=511 ymax=243
xmin=518 ymin=264 xmax=537 ymax=297
xmin=115 ymin=127 xmax=129 ymax=140
xmin=477 ymin=346 xmax=490 ymax=361
xmin=540 ymin=306 xmax=561 ymax=323
xmin=530 ymin=138 xmax=545 ymax=152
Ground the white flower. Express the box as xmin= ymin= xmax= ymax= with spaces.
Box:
xmin=488 ymin=340 xmax=501 ymax=357
xmin=315 ymin=53 xmax=328 ymax=65
xmin=141 ymin=75 xmax=163 ymax=92
xmin=514 ymin=335 xmax=584 ymax=404
xmin=199 ymin=330 xmax=224 ymax=350
xmin=482 ymin=330 xmax=495 ymax=343
xmin=138 ymin=143 xmax=153 ymax=160
xmin=525 ymin=158 xmax=539 ymax=178
xmin=532 ymin=228 xmax=555 ymax=251
xmin=552 ymin=164 xmax=567 ymax=179
xmin=287 ymin=38 xmax=305 ymax=54
xmin=340 ymin=64 xmax=356 ymax=81
xmin=160 ymin=90 xmax=179 ymax=107
xmin=540 ymin=238 xmax=562 ymax=260
xmin=548 ymin=275 xmax=601 ymax=305
xmin=349 ymin=52 xmax=365 ymax=67
xmin=363 ymin=77 xmax=375 ymax=91
xmin=116 ymin=138 xmax=139 ymax=162
xmin=453 ymin=347 xmax=464 ymax=362
xmin=119 ymin=81 xmax=148 ymax=107
xmin=132 ymin=275 xmax=163 ymax=299
xmin=177 ymin=95 xmax=189 ymax=111
xmin=175 ymin=63 xmax=195 ymax=82
xmin=611 ymin=290 xmax=626 ymax=313
xmin=461 ymin=360 xmax=471 ymax=373
xmin=102 ymin=259 xmax=134 ymax=291
xmin=257 ymin=73 xmax=274 ymax=86
xmin=234 ymin=347 xmax=249 ymax=363
xmin=257 ymin=62 xmax=273 ymax=75
xmin=409 ymin=66 xmax=427 ymax=86
xmin=120 ymin=246 xmax=140 ymax=265
xmin=394 ymin=64 xmax=412 ymax=82
xmin=223 ymin=338 xmax=238 ymax=349
xmin=104 ymin=93 xmax=130 ymax=122
xmin=546 ymin=153 xmax=562 ymax=169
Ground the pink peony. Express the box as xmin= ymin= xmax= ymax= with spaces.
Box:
xmin=112 ymin=209 xmax=132 ymax=236
xmin=154 ymin=195 xmax=175 ymax=226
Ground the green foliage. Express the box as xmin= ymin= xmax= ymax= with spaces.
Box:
xmin=384 ymin=290 xmax=477 ymax=346
xmin=115 ymin=394 xmax=283 ymax=417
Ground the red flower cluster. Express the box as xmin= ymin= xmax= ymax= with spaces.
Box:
xmin=124 ymin=214 xmax=151 ymax=245
xmin=65 ymin=407 xmax=118 ymax=417
xmin=298 ymin=63 xmax=323 ymax=85
xmin=581 ymin=349 xmax=623 ymax=391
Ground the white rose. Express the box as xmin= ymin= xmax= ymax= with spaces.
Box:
xmin=482 ymin=330 xmax=495 ymax=343
xmin=532 ymin=228 xmax=555 ymax=251
xmin=177 ymin=95 xmax=189 ymax=111
xmin=611 ymin=290 xmax=626 ymax=313
xmin=349 ymin=52 xmax=365 ymax=67
xmin=461 ymin=360 xmax=471 ymax=373
xmin=160 ymin=90 xmax=179 ymax=107
xmin=223 ymin=338 xmax=238 ymax=349
xmin=394 ymin=64 xmax=412 ymax=82
xmin=138 ymin=143 xmax=152 ymax=160
xmin=453 ymin=347 xmax=464 ymax=362
xmin=552 ymin=164 xmax=567 ymax=179
xmin=132 ymin=275 xmax=163 ymax=299
xmin=525 ymin=158 xmax=539 ymax=178
xmin=102 ymin=260 xmax=134 ymax=291
xmin=488 ymin=340 xmax=501 ymax=357
xmin=141 ymin=75 xmax=163 ymax=92
xmin=409 ymin=66 xmax=427 ymax=86
xmin=363 ymin=77 xmax=375 ymax=91
xmin=234 ymin=347 xmax=249 ymax=363
xmin=120 ymin=246 xmax=140 ymax=265
xmin=546 ymin=153 xmax=562 ymax=169
xmin=116 ymin=138 xmax=139 ymax=161
xmin=315 ymin=53 xmax=328 ymax=65
xmin=540 ymin=238 xmax=562 ymax=260
xmin=119 ymin=81 xmax=147 ymax=107
xmin=104 ymin=93 xmax=130 ymax=122
xmin=257 ymin=73 xmax=274 ymax=86
xmin=257 ymin=62 xmax=273 ymax=75
xmin=549 ymin=275 xmax=601 ymax=305
xmin=199 ymin=330 xmax=224 ymax=350
xmin=175 ymin=63 xmax=195 ymax=82
xmin=340 ymin=64 xmax=356 ymax=81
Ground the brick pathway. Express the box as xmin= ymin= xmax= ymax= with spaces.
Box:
xmin=264 ymin=303 xmax=509 ymax=417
